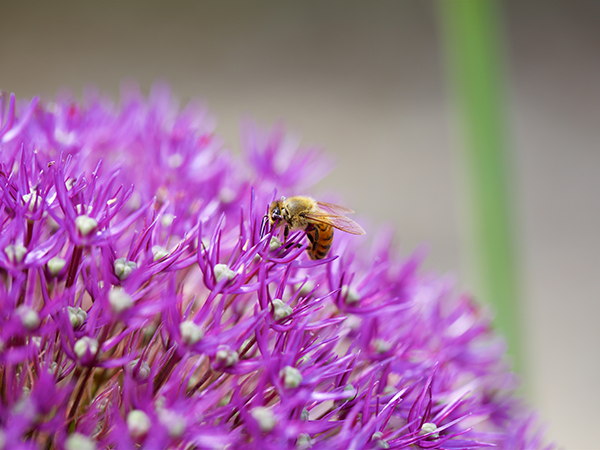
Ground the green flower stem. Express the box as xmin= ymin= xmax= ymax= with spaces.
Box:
xmin=440 ymin=1 xmax=522 ymax=373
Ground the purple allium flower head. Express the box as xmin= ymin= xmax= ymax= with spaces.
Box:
xmin=0 ymin=85 xmax=553 ymax=450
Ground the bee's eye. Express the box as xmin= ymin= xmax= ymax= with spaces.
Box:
xmin=271 ymin=206 xmax=283 ymax=221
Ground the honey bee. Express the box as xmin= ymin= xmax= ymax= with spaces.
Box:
xmin=267 ymin=196 xmax=365 ymax=260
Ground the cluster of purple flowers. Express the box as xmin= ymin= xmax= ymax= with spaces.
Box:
xmin=0 ymin=85 xmax=551 ymax=449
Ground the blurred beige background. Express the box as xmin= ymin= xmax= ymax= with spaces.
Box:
xmin=1 ymin=2 xmax=598 ymax=448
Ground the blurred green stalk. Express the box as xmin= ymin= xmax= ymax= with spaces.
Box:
xmin=440 ymin=1 xmax=522 ymax=373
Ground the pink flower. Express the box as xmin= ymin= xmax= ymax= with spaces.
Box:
xmin=0 ymin=86 xmax=553 ymax=450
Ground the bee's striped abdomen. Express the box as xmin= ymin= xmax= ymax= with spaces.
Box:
xmin=306 ymin=223 xmax=334 ymax=260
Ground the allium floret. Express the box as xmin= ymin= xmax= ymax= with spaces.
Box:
xmin=67 ymin=306 xmax=87 ymax=328
xmin=65 ymin=433 xmax=96 ymax=450
xmin=250 ymin=406 xmax=277 ymax=433
xmin=108 ymin=287 xmax=134 ymax=314
xmin=127 ymin=409 xmax=151 ymax=440
xmin=48 ymin=256 xmax=67 ymax=276
xmin=15 ymin=305 xmax=40 ymax=330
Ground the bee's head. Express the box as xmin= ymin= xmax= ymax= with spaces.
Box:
xmin=268 ymin=199 xmax=285 ymax=226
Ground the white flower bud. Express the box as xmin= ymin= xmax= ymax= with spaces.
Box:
xmin=109 ymin=287 xmax=134 ymax=314
xmin=294 ymin=280 xmax=315 ymax=296
xmin=155 ymin=396 xmax=166 ymax=410
xmin=48 ymin=361 xmax=58 ymax=375
xmin=22 ymin=191 xmax=42 ymax=212
xmin=218 ymin=187 xmax=236 ymax=203
xmin=114 ymin=258 xmax=137 ymax=280
xmin=54 ymin=128 xmax=76 ymax=146
xmin=152 ymin=245 xmax=169 ymax=262
xmin=271 ymin=298 xmax=293 ymax=321
xmin=269 ymin=236 xmax=282 ymax=252
xmin=160 ymin=213 xmax=176 ymax=227
xmin=180 ymin=320 xmax=204 ymax=345
xmin=375 ymin=439 xmax=389 ymax=448
xmin=65 ymin=433 xmax=96 ymax=450
xmin=75 ymin=204 xmax=93 ymax=215
xmin=280 ymin=366 xmax=303 ymax=389
xmin=127 ymin=409 xmax=151 ymax=439
xmin=158 ymin=409 xmax=186 ymax=438
xmin=68 ymin=306 xmax=87 ymax=329
xmin=75 ymin=215 xmax=98 ymax=237
xmin=215 ymin=345 xmax=239 ymax=367
xmin=48 ymin=257 xmax=66 ymax=276
xmin=168 ymin=153 xmax=183 ymax=168
xmin=5 ymin=244 xmax=27 ymax=264
xmin=341 ymin=285 xmax=360 ymax=304
xmin=129 ymin=359 xmax=151 ymax=381
xmin=74 ymin=336 xmax=99 ymax=359
xmin=419 ymin=422 xmax=439 ymax=438
xmin=372 ymin=339 xmax=392 ymax=354
xmin=16 ymin=305 xmax=40 ymax=330
xmin=297 ymin=433 xmax=312 ymax=449
xmin=300 ymin=409 xmax=310 ymax=421
xmin=343 ymin=384 xmax=357 ymax=399
xmin=250 ymin=406 xmax=276 ymax=432
xmin=214 ymin=263 xmax=236 ymax=283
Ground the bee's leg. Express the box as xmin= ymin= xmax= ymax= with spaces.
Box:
xmin=260 ymin=215 xmax=269 ymax=238
xmin=305 ymin=224 xmax=316 ymax=252
xmin=284 ymin=225 xmax=289 ymax=242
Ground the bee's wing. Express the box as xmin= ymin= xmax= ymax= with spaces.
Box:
xmin=315 ymin=201 xmax=355 ymax=215
xmin=305 ymin=212 xmax=366 ymax=235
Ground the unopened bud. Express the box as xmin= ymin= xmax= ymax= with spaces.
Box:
xmin=109 ymin=287 xmax=134 ymax=314
xmin=129 ymin=359 xmax=151 ymax=381
xmin=74 ymin=337 xmax=99 ymax=359
xmin=48 ymin=257 xmax=66 ymax=276
xmin=127 ymin=409 xmax=151 ymax=439
xmin=161 ymin=213 xmax=176 ymax=227
xmin=341 ymin=285 xmax=360 ymax=304
xmin=215 ymin=345 xmax=239 ymax=367
xmin=250 ymin=406 xmax=276 ymax=433
xmin=297 ymin=433 xmax=312 ymax=449
xmin=295 ymin=280 xmax=315 ymax=296
xmin=22 ymin=191 xmax=42 ymax=212
xmin=75 ymin=215 xmax=98 ymax=237
xmin=419 ymin=422 xmax=439 ymax=438
xmin=152 ymin=245 xmax=169 ymax=262
xmin=300 ymin=409 xmax=310 ymax=421
xmin=5 ymin=244 xmax=27 ymax=264
xmin=65 ymin=433 xmax=96 ymax=450
xmin=16 ymin=305 xmax=40 ymax=330
xmin=158 ymin=409 xmax=186 ymax=438
xmin=372 ymin=339 xmax=392 ymax=354
xmin=271 ymin=298 xmax=293 ymax=321
xmin=214 ymin=263 xmax=236 ymax=283
xmin=280 ymin=366 xmax=303 ymax=389
xmin=68 ymin=306 xmax=87 ymax=329
xmin=114 ymin=258 xmax=137 ymax=280
xmin=180 ymin=320 xmax=204 ymax=345
xmin=269 ymin=236 xmax=282 ymax=252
